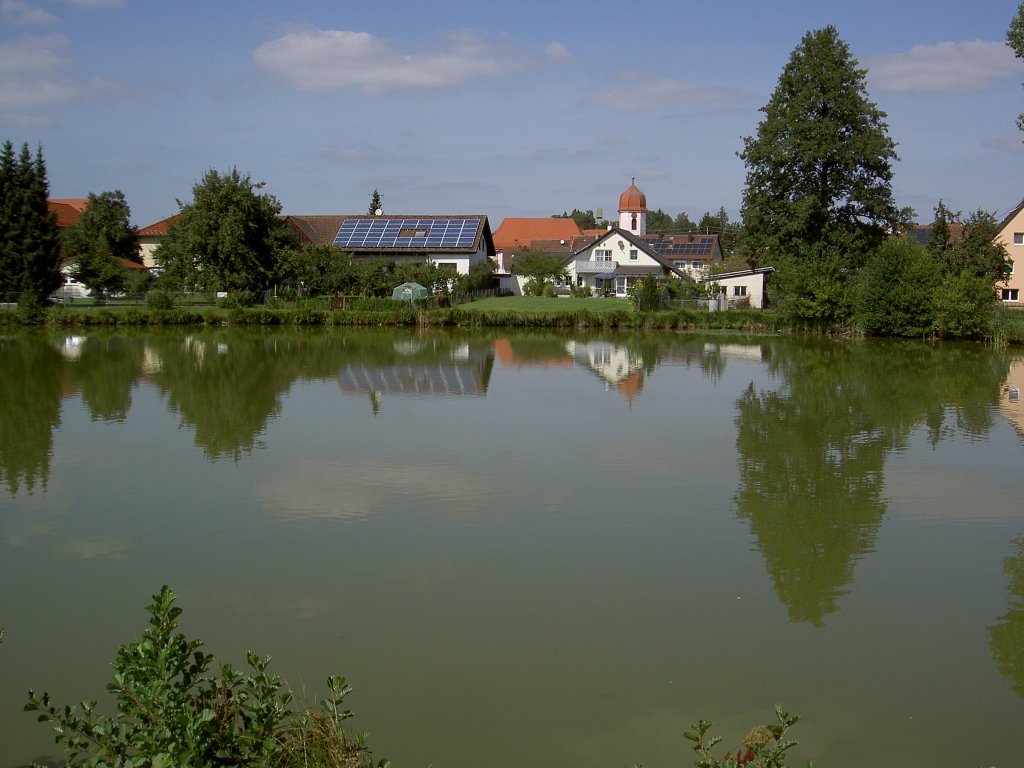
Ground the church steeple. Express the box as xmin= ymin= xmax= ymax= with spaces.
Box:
xmin=618 ymin=177 xmax=647 ymax=235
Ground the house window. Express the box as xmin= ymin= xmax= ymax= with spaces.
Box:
xmin=733 ymin=285 xmax=747 ymax=297
xmin=673 ymin=260 xmax=685 ymax=268
xmin=629 ymin=249 xmax=638 ymax=261
xmin=436 ymin=262 xmax=458 ymax=272
xmin=1002 ymin=288 xmax=1019 ymax=302
xmin=1009 ymin=386 xmax=1020 ymax=402
xmin=691 ymin=260 xmax=702 ymax=270
xmin=1009 ymin=259 xmax=1015 ymax=275
xmin=399 ymin=227 xmax=430 ymax=238
xmin=1014 ymin=233 xmax=1024 ymax=245
xmin=630 ymin=213 xmax=637 ymax=231
xmin=595 ymin=249 xmax=612 ymax=262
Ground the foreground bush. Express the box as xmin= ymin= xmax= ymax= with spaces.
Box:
xmin=684 ymin=705 xmax=814 ymax=768
xmin=26 ymin=586 xmax=388 ymax=768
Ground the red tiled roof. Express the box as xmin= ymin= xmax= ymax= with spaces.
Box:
xmin=138 ymin=213 xmax=182 ymax=236
xmin=493 ymin=217 xmax=584 ymax=251
xmin=48 ymin=199 xmax=88 ymax=228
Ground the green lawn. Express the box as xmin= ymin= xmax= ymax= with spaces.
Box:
xmin=457 ymin=296 xmax=633 ymax=314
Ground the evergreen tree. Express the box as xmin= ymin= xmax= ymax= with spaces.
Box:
xmin=672 ymin=211 xmax=697 ymax=233
xmin=0 ymin=141 xmax=61 ymax=305
xmin=154 ymin=168 xmax=293 ymax=293
xmin=740 ymin=26 xmax=902 ymax=271
xmin=926 ymin=200 xmax=957 ymax=261
xmin=368 ymin=188 xmax=382 ymax=215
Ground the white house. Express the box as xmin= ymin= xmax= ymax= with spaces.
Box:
xmin=698 ymin=267 xmax=775 ymax=309
xmin=568 ymin=227 xmax=685 ymax=296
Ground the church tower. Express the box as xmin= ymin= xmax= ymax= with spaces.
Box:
xmin=618 ymin=177 xmax=647 ymax=235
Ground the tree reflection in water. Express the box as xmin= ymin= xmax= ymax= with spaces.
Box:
xmin=989 ymin=536 xmax=1024 ymax=699
xmin=734 ymin=339 xmax=1008 ymax=626
xmin=0 ymin=334 xmax=64 ymax=494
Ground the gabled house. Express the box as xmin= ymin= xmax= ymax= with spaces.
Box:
xmin=568 ymin=227 xmax=684 ymax=296
xmin=138 ymin=213 xmax=182 ymax=269
xmin=995 ymin=200 xmax=1024 ymax=305
xmin=285 ymin=214 xmax=495 ymax=276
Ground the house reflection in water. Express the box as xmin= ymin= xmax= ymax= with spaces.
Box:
xmin=337 ymin=339 xmax=495 ymax=413
xmin=566 ymin=340 xmax=646 ymax=403
xmin=1001 ymin=355 xmax=1024 ymax=437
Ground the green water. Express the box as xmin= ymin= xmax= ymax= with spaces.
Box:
xmin=1 ymin=327 xmax=1023 ymax=767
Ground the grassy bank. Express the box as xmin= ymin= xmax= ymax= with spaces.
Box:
xmin=4 ymin=296 xmax=1023 ymax=340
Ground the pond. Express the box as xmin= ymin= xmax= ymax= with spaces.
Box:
xmin=1 ymin=327 xmax=1023 ymax=767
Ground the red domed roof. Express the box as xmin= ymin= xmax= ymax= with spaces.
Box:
xmin=618 ymin=179 xmax=647 ymax=212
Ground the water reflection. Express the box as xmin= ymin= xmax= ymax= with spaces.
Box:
xmin=0 ymin=334 xmax=63 ymax=494
xmin=989 ymin=536 xmax=1024 ymax=699
xmin=734 ymin=340 xmax=1010 ymax=626
xmin=338 ymin=336 xmax=495 ymax=405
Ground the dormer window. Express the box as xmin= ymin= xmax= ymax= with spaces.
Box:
xmin=399 ymin=227 xmax=430 ymax=238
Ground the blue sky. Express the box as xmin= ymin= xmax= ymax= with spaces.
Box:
xmin=2 ymin=0 xmax=1023 ymax=229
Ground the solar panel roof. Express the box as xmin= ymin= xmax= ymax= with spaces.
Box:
xmin=647 ymin=239 xmax=714 ymax=257
xmin=333 ymin=217 xmax=481 ymax=251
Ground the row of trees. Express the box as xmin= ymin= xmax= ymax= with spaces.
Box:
xmin=0 ymin=141 xmax=62 ymax=312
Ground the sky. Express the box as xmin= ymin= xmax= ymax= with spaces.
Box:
xmin=2 ymin=0 xmax=1024 ymax=229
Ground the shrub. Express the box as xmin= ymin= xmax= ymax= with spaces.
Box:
xmin=684 ymin=705 xmax=813 ymax=768
xmin=26 ymin=586 xmax=388 ymax=768
xmin=146 ymin=289 xmax=174 ymax=310
xmin=932 ymin=272 xmax=996 ymax=339
xmin=217 ymin=290 xmax=261 ymax=309
xmin=541 ymin=282 xmax=557 ymax=298
xmin=855 ymin=239 xmax=938 ymax=337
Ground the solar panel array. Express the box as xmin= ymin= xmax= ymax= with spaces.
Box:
xmin=333 ymin=218 xmax=480 ymax=250
xmin=647 ymin=239 xmax=714 ymax=257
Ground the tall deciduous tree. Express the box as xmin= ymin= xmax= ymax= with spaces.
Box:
xmin=0 ymin=141 xmax=61 ymax=306
xmin=740 ymin=26 xmax=902 ymax=271
xmin=155 ymin=168 xmax=293 ymax=293
xmin=1008 ymin=2 xmax=1024 ymax=132
xmin=63 ymin=190 xmax=141 ymax=293
xmin=63 ymin=190 xmax=139 ymax=263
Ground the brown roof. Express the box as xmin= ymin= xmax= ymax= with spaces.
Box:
xmin=138 ymin=213 xmax=182 ymax=236
xmin=284 ymin=215 xmax=346 ymax=246
xmin=48 ymin=198 xmax=88 ymax=228
xmin=493 ymin=217 xmax=584 ymax=251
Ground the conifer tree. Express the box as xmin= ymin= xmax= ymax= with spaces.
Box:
xmin=0 ymin=141 xmax=61 ymax=305
xmin=740 ymin=26 xmax=901 ymax=268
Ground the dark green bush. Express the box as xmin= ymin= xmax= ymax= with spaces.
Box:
xmin=146 ymin=289 xmax=174 ymax=310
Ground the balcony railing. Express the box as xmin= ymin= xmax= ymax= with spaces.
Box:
xmin=575 ymin=259 xmax=619 ymax=274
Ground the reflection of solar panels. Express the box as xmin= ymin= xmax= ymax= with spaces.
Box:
xmin=647 ymin=239 xmax=714 ymax=257
xmin=333 ymin=218 xmax=481 ymax=250
xmin=338 ymin=364 xmax=486 ymax=396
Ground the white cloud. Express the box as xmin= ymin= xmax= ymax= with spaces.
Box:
xmin=588 ymin=72 xmax=743 ymax=111
xmin=545 ymin=41 xmax=575 ymax=65
xmin=0 ymin=33 xmax=70 ymax=76
xmin=1 ymin=0 xmax=58 ymax=25
xmin=0 ymin=33 xmax=124 ymax=111
xmin=253 ymin=27 xmax=525 ymax=93
xmin=866 ymin=39 xmax=1023 ymax=93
